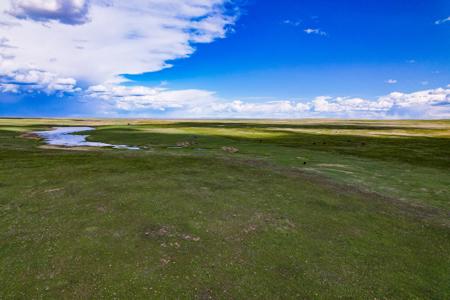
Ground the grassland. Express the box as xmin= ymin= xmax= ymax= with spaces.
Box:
xmin=0 ymin=118 xmax=449 ymax=298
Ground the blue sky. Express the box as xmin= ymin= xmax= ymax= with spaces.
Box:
xmin=0 ymin=0 xmax=449 ymax=118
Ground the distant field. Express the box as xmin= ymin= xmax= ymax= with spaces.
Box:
xmin=0 ymin=118 xmax=449 ymax=298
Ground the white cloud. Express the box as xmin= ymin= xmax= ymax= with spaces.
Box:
xmin=310 ymin=96 xmax=393 ymax=114
xmin=386 ymin=79 xmax=397 ymax=84
xmin=435 ymin=16 xmax=450 ymax=25
xmin=85 ymin=84 xmax=312 ymax=117
xmin=379 ymin=88 xmax=449 ymax=108
xmin=86 ymin=84 xmax=217 ymax=111
xmin=193 ymin=100 xmax=311 ymax=117
xmin=0 ymin=64 xmax=80 ymax=94
xmin=86 ymin=83 xmax=450 ymax=119
xmin=306 ymin=88 xmax=450 ymax=118
xmin=282 ymin=19 xmax=301 ymax=26
xmin=304 ymin=28 xmax=327 ymax=36
xmin=189 ymin=12 xmax=236 ymax=43
xmin=8 ymin=0 xmax=90 ymax=25
xmin=0 ymin=0 xmax=238 ymax=92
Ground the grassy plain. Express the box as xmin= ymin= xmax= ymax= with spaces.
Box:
xmin=0 ymin=118 xmax=449 ymax=298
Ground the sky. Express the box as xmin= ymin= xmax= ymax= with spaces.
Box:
xmin=0 ymin=0 xmax=449 ymax=119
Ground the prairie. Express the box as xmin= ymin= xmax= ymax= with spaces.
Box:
xmin=0 ymin=118 xmax=449 ymax=298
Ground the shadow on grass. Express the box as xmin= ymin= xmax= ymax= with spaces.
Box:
xmin=158 ymin=121 xmax=444 ymax=131
xmin=87 ymin=124 xmax=450 ymax=169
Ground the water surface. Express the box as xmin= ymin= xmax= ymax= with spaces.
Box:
xmin=35 ymin=127 xmax=139 ymax=150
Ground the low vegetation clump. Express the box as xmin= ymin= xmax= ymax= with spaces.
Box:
xmin=222 ymin=146 xmax=239 ymax=153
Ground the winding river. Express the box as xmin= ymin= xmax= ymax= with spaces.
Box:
xmin=35 ymin=127 xmax=139 ymax=150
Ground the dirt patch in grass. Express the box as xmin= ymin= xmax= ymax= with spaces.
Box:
xmin=19 ymin=132 xmax=41 ymax=140
xmin=218 ymin=212 xmax=297 ymax=242
xmin=160 ymin=256 xmax=172 ymax=266
xmin=197 ymin=288 xmax=214 ymax=300
xmin=222 ymin=146 xmax=239 ymax=153
xmin=142 ymin=225 xmax=201 ymax=242
xmin=317 ymin=164 xmax=349 ymax=168
xmin=242 ymin=213 xmax=296 ymax=235
xmin=45 ymin=187 xmax=64 ymax=193
xmin=176 ymin=141 xmax=197 ymax=148
xmin=143 ymin=225 xmax=174 ymax=239
xmin=181 ymin=234 xmax=201 ymax=242
xmin=96 ymin=205 xmax=107 ymax=213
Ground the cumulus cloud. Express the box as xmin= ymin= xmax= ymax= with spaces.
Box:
xmin=435 ymin=16 xmax=450 ymax=25
xmin=379 ymin=88 xmax=449 ymax=108
xmin=386 ymin=79 xmax=397 ymax=84
xmin=86 ymin=84 xmax=217 ymax=111
xmin=191 ymin=100 xmax=311 ymax=117
xmin=304 ymin=28 xmax=327 ymax=36
xmin=309 ymin=88 xmax=450 ymax=118
xmin=85 ymin=83 xmax=450 ymax=119
xmin=0 ymin=66 xmax=80 ymax=94
xmin=0 ymin=0 xmax=238 ymax=93
xmin=8 ymin=0 xmax=90 ymax=25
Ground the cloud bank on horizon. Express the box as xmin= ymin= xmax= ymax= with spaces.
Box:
xmin=0 ymin=0 xmax=449 ymax=119
xmin=87 ymin=84 xmax=450 ymax=119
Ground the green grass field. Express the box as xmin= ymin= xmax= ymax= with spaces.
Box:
xmin=0 ymin=118 xmax=449 ymax=298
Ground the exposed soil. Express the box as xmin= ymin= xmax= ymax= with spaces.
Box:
xmin=19 ymin=132 xmax=41 ymax=140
